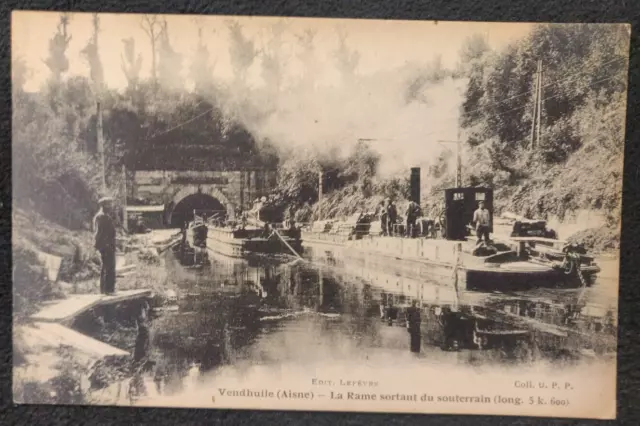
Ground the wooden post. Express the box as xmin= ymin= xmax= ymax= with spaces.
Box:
xmin=529 ymin=60 xmax=540 ymax=151
xmin=456 ymin=132 xmax=462 ymax=188
xmin=122 ymin=164 xmax=128 ymax=232
xmin=536 ymin=59 xmax=543 ymax=149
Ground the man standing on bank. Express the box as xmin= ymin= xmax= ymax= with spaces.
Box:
xmin=94 ymin=196 xmax=117 ymax=295
xmin=473 ymin=200 xmax=491 ymax=245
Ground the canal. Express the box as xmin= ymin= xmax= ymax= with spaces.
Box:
xmin=129 ymin=244 xmax=618 ymax=407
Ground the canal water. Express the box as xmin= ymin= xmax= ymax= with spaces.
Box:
xmin=131 ymin=245 xmax=618 ymax=406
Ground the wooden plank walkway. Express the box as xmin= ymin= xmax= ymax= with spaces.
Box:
xmin=31 ymin=289 xmax=152 ymax=323
xmin=29 ymin=322 xmax=130 ymax=358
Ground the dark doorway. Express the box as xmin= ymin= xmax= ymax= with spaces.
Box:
xmin=170 ymin=194 xmax=226 ymax=228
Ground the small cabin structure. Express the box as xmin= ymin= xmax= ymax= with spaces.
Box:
xmin=443 ymin=187 xmax=493 ymax=241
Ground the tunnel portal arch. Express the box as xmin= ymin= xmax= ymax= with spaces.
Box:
xmin=168 ymin=185 xmax=233 ymax=227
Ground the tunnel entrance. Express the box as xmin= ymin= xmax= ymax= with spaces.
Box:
xmin=170 ymin=193 xmax=226 ymax=228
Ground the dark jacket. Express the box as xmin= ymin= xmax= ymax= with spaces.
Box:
xmin=406 ymin=202 xmax=421 ymax=219
xmin=94 ymin=210 xmax=116 ymax=251
xmin=406 ymin=306 xmax=421 ymax=332
xmin=387 ymin=203 xmax=398 ymax=220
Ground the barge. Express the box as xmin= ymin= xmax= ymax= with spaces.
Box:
xmin=301 ymin=187 xmax=600 ymax=292
xmin=205 ymin=224 xmax=303 ymax=258
xmin=192 ymin=201 xmax=304 ymax=259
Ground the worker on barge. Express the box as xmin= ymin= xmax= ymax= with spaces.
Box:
xmin=405 ymin=200 xmax=422 ymax=238
xmin=472 ymin=201 xmax=492 ymax=245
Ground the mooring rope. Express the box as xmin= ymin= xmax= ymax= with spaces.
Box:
xmin=271 ymin=228 xmax=304 ymax=260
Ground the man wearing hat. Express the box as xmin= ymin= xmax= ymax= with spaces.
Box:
xmin=94 ymin=196 xmax=117 ymax=295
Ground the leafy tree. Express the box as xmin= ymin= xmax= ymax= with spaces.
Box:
xmin=456 ymin=23 xmax=629 ymax=232
xmin=333 ymin=26 xmax=360 ymax=84
xmin=12 ymin=55 xmax=30 ymax=94
xmin=80 ymin=14 xmax=104 ymax=93
xmin=456 ymin=33 xmax=490 ymax=78
xmin=157 ymin=19 xmax=183 ymax=91
xmin=259 ymin=21 xmax=288 ymax=94
xmin=121 ymin=37 xmax=143 ymax=91
xmin=141 ymin=15 xmax=162 ymax=86
xmin=339 ymin=141 xmax=380 ymax=197
xmin=44 ymin=13 xmax=72 ymax=84
xmin=189 ymin=26 xmax=216 ymax=94
xmin=227 ymin=21 xmax=256 ymax=87
xmin=295 ymin=29 xmax=319 ymax=89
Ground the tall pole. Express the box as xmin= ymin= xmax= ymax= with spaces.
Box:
xmin=122 ymin=164 xmax=128 ymax=232
xmin=438 ymin=139 xmax=462 ymax=188
xmin=96 ymin=101 xmax=106 ymax=193
xmin=530 ymin=59 xmax=540 ymax=151
xmin=318 ymin=170 xmax=323 ymax=204
xmin=536 ymin=59 xmax=543 ymax=148
xmin=456 ymin=128 xmax=462 ymax=188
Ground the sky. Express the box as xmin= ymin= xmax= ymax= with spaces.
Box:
xmin=12 ymin=11 xmax=533 ymax=92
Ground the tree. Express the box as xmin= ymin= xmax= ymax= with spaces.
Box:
xmin=141 ymin=15 xmax=162 ymax=86
xmin=80 ymin=14 xmax=104 ymax=94
xmin=333 ymin=26 xmax=360 ymax=84
xmin=404 ymin=55 xmax=448 ymax=104
xmin=121 ymin=37 xmax=143 ymax=91
xmin=43 ymin=13 xmax=72 ymax=84
xmin=157 ymin=19 xmax=183 ymax=91
xmin=456 ymin=33 xmax=490 ymax=77
xmin=456 ymin=23 xmax=629 ymax=225
xmin=259 ymin=21 xmax=288 ymax=94
xmin=339 ymin=141 xmax=380 ymax=197
xmin=189 ymin=24 xmax=216 ymax=93
xmin=295 ymin=29 xmax=319 ymax=89
xmin=12 ymin=55 xmax=30 ymax=95
xmin=227 ymin=21 xmax=256 ymax=88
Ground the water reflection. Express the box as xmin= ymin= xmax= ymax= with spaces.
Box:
xmin=139 ymin=248 xmax=617 ymax=401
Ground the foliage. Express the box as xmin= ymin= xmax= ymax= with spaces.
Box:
xmin=157 ymin=19 xmax=183 ymax=91
xmin=121 ymin=37 xmax=143 ymax=90
xmin=333 ymin=27 xmax=360 ymax=83
xmin=44 ymin=14 xmax=72 ymax=83
xmin=260 ymin=22 xmax=288 ymax=94
xmin=12 ymin=241 xmax=59 ymax=317
xmin=190 ymin=27 xmax=215 ymax=94
xmin=13 ymin=14 xmax=277 ymax=234
xmin=450 ymin=24 xmax=629 ymax=237
xmin=227 ymin=20 xmax=256 ymax=86
xmin=271 ymin=142 xmax=410 ymax=221
xmin=80 ymin=14 xmax=104 ymax=91
xmin=567 ymin=225 xmax=620 ymax=253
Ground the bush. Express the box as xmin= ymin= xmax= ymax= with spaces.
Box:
xmin=12 ymin=241 xmax=62 ymax=317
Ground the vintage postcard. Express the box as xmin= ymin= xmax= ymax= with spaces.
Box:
xmin=11 ymin=11 xmax=629 ymax=419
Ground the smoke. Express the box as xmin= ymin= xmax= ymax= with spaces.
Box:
xmin=231 ymin=62 xmax=467 ymax=179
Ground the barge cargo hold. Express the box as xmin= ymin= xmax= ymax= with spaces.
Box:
xmin=302 ymin=233 xmax=599 ymax=292
xmin=300 ymin=186 xmax=600 ymax=292
xmin=206 ymin=225 xmax=303 ymax=258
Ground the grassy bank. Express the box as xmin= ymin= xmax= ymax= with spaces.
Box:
xmin=12 ymin=206 xmax=173 ymax=405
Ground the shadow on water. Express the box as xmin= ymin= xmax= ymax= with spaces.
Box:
xmin=140 ymin=245 xmax=617 ymax=399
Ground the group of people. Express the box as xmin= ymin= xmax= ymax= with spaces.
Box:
xmin=376 ymin=198 xmax=492 ymax=244
xmin=377 ymin=199 xmax=423 ymax=238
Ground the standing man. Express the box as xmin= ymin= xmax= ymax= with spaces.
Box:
xmin=378 ymin=200 xmax=388 ymax=236
xmin=405 ymin=200 xmax=422 ymax=238
xmin=94 ymin=197 xmax=117 ymax=295
xmin=472 ymin=200 xmax=491 ymax=245
xmin=387 ymin=201 xmax=398 ymax=237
